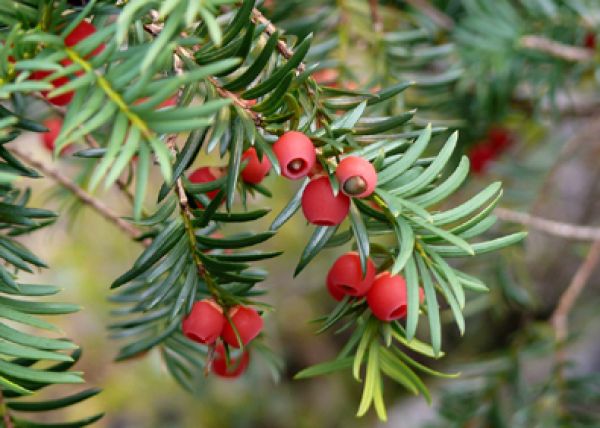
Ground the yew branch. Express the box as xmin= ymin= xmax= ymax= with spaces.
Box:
xmin=551 ymin=240 xmax=600 ymax=345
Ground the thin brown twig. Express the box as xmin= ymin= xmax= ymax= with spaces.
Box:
xmin=404 ymin=0 xmax=455 ymax=31
xmin=33 ymin=93 xmax=137 ymax=206
xmin=520 ymin=35 xmax=594 ymax=62
xmin=158 ymin=69 xmax=219 ymax=298
xmin=495 ymin=208 xmax=600 ymax=241
xmin=82 ymin=134 xmax=136 ymax=205
xmin=142 ymin=23 xmax=262 ymax=125
xmin=250 ymin=8 xmax=306 ymax=72
xmin=0 ymin=390 xmax=13 ymax=428
xmin=8 ymin=146 xmax=145 ymax=244
xmin=368 ymin=0 xmax=383 ymax=33
xmin=551 ymin=240 xmax=600 ymax=351
xmin=207 ymin=76 xmax=263 ymax=125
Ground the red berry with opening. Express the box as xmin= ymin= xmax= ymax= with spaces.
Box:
xmin=273 ymin=131 xmax=316 ymax=179
xmin=326 ymin=252 xmax=376 ymax=298
xmin=211 ymin=343 xmax=250 ymax=378
xmin=335 ymin=156 xmax=378 ymax=198
xmin=367 ymin=272 xmax=422 ymax=322
xmin=181 ymin=300 xmax=225 ymax=345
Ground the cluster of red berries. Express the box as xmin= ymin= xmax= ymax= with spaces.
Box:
xmin=187 ymin=146 xmax=271 ymax=207
xmin=189 ymin=131 xmax=378 ymax=226
xmin=31 ymin=21 xmax=103 ymax=106
xmin=326 ymin=252 xmax=424 ymax=321
xmin=181 ymin=300 xmax=263 ymax=378
xmin=38 ymin=94 xmax=177 ymax=156
xmin=467 ymin=127 xmax=513 ymax=174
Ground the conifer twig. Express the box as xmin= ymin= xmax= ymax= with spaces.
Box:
xmin=250 ymin=8 xmax=306 ymax=72
xmin=495 ymin=208 xmax=600 ymax=241
xmin=520 ymin=35 xmax=594 ymax=62
xmin=551 ymin=240 xmax=600 ymax=349
xmin=8 ymin=146 xmax=144 ymax=243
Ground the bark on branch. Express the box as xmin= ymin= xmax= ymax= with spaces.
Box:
xmin=495 ymin=208 xmax=600 ymax=241
xmin=9 ymin=146 xmax=144 ymax=243
xmin=520 ymin=35 xmax=594 ymax=62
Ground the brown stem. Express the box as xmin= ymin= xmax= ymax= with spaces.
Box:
xmin=164 ymin=134 xmax=222 ymax=302
xmin=404 ymin=0 xmax=455 ymax=30
xmin=0 ymin=389 xmax=13 ymax=428
xmin=551 ymin=240 xmax=600 ymax=348
xmin=8 ymin=146 xmax=145 ymax=244
xmin=250 ymin=8 xmax=306 ymax=73
xmin=495 ymin=208 xmax=600 ymax=241
xmin=520 ymin=35 xmax=594 ymax=62
xmin=142 ymin=23 xmax=262 ymax=125
xmin=33 ymin=93 xmax=137 ymax=206
xmin=82 ymin=134 xmax=136 ymax=205
xmin=207 ymin=76 xmax=263 ymax=126
xmin=368 ymin=0 xmax=383 ymax=33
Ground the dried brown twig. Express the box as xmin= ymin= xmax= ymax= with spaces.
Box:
xmin=495 ymin=208 xmax=600 ymax=241
xmin=9 ymin=146 xmax=144 ymax=243
xmin=405 ymin=0 xmax=455 ymax=30
xmin=520 ymin=35 xmax=594 ymax=62
xmin=551 ymin=240 xmax=600 ymax=357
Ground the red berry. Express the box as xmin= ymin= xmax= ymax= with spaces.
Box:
xmin=182 ymin=300 xmax=225 ymax=345
xmin=487 ymin=127 xmax=513 ymax=154
xmin=326 ymin=279 xmax=345 ymax=301
xmin=585 ymin=32 xmax=596 ymax=49
xmin=211 ymin=343 xmax=250 ymax=378
xmin=301 ymin=176 xmax=350 ymax=226
xmin=64 ymin=21 xmax=104 ymax=57
xmin=335 ymin=156 xmax=377 ymax=198
xmin=30 ymin=70 xmax=74 ymax=106
xmin=367 ymin=272 xmax=411 ymax=321
xmin=188 ymin=166 xmax=223 ymax=207
xmin=467 ymin=143 xmax=496 ymax=174
xmin=41 ymin=118 xmax=73 ymax=156
xmin=273 ymin=131 xmax=316 ymax=179
xmin=221 ymin=306 xmax=263 ymax=348
xmin=29 ymin=21 xmax=103 ymax=107
xmin=326 ymin=252 xmax=376 ymax=298
xmin=158 ymin=96 xmax=177 ymax=109
xmin=312 ymin=68 xmax=339 ymax=86
xmin=41 ymin=118 xmax=62 ymax=152
xmin=241 ymin=147 xmax=271 ymax=184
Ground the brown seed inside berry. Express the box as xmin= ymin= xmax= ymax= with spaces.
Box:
xmin=343 ymin=176 xmax=367 ymax=195
xmin=288 ymin=158 xmax=306 ymax=173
